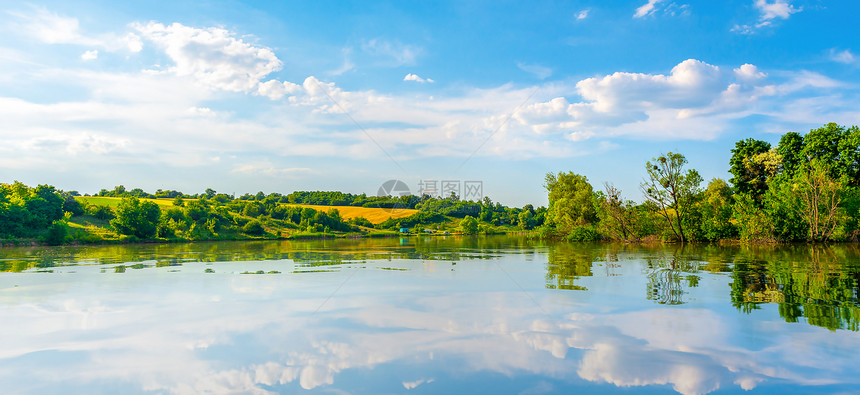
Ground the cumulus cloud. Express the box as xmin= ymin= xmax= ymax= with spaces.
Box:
xmin=501 ymin=58 xmax=855 ymax=142
xmin=576 ymin=9 xmax=590 ymax=20
xmin=133 ymin=22 xmax=295 ymax=99
xmin=80 ymin=49 xmax=98 ymax=61
xmin=257 ymin=80 xmax=302 ymax=100
xmin=634 ymin=0 xmax=663 ymax=18
xmin=734 ymin=63 xmax=766 ymax=82
xmin=403 ymin=73 xmax=434 ymax=83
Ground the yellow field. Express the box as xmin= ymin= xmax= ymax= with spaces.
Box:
xmin=285 ymin=204 xmax=416 ymax=224
xmin=74 ymin=197 xmax=416 ymax=224
xmin=76 ymin=196 xmax=175 ymax=208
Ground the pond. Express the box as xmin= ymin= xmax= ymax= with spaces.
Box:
xmin=0 ymin=236 xmax=858 ymax=394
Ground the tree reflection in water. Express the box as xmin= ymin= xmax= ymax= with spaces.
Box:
xmin=729 ymin=244 xmax=860 ymax=331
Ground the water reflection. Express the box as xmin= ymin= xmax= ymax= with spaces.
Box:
xmin=728 ymin=244 xmax=860 ymax=331
xmin=0 ymin=237 xmax=859 ymax=394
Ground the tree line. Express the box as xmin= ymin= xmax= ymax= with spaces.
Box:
xmin=543 ymin=123 xmax=860 ymax=243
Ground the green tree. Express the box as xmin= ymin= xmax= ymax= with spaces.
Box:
xmin=597 ymin=183 xmax=637 ymax=241
xmin=761 ymin=175 xmax=808 ymax=241
xmin=111 ymin=197 xmax=161 ymax=238
xmin=641 ymin=152 xmax=702 ymax=243
xmin=777 ymin=132 xmax=804 ymax=179
xmin=544 ymin=172 xmax=597 ymax=236
xmin=459 ymin=215 xmax=479 ymax=235
xmin=729 ymin=138 xmax=771 ymax=200
xmin=694 ymin=178 xmax=737 ymax=241
xmin=732 ymin=193 xmax=774 ymax=242
xmin=517 ymin=209 xmax=535 ymax=230
xmin=793 ymin=159 xmax=848 ymax=241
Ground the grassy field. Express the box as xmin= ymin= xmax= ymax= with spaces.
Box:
xmin=77 ymin=196 xmax=175 ymax=208
xmin=76 ymin=197 xmax=417 ymax=224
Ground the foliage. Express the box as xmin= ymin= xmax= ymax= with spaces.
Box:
xmin=641 ymin=152 xmax=702 ymax=243
xmin=762 ymin=175 xmax=808 ymax=241
xmin=693 ymin=179 xmax=738 ymax=241
xmin=242 ymin=219 xmax=266 ymax=235
xmin=459 ymin=216 xmax=479 ymax=235
xmin=43 ymin=221 xmax=68 ymax=245
xmin=0 ymin=182 xmax=65 ymax=238
xmin=566 ymin=225 xmax=602 ymax=241
xmin=597 ymin=183 xmax=638 ymax=241
xmin=792 ymin=159 xmax=848 ymax=241
xmin=729 ymin=138 xmax=772 ymax=200
xmin=348 ymin=216 xmax=374 ymax=228
xmin=88 ymin=204 xmax=116 ymax=220
xmin=110 ymin=197 xmax=161 ymax=238
xmin=544 ymin=171 xmax=596 ymax=235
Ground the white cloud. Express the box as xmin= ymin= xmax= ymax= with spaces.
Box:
xmin=9 ymin=6 xmax=142 ymax=52
xmin=80 ymin=50 xmax=98 ymax=61
xmin=402 ymin=378 xmax=434 ymax=389
xmin=830 ymin=49 xmax=856 ymax=64
xmin=133 ymin=22 xmax=289 ymax=97
xmin=257 ymin=80 xmax=302 ymax=100
xmin=755 ymin=0 xmax=801 ymax=21
xmin=634 ymin=0 xmax=663 ymax=18
xmin=576 ymin=9 xmax=590 ymax=20
xmin=361 ymin=38 xmax=422 ymax=66
xmin=403 ymin=73 xmax=434 ymax=83
xmin=517 ymin=62 xmax=553 ymax=80
xmin=734 ymin=63 xmax=766 ymax=81
xmin=733 ymin=0 xmax=801 ymax=34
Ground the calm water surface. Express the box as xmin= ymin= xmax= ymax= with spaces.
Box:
xmin=1 ymin=236 xmax=859 ymax=394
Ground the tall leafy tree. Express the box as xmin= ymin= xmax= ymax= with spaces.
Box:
xmin=777 ymin=132 xmax=804 ymax=179
xmin=641 ymin=152 xmax=702 ymax=243
xmin=544 ymin=172 xmax=597 ymax=235
xmin=694 ymin=178 xmax=737 ymax=241
xmin=729 ymin=138 xmax=771 ymax=200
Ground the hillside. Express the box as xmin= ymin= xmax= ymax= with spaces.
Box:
xmin=77 ymin=197 xmax=417 ymax=225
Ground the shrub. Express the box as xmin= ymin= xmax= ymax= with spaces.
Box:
xmin=89 ymin=204 xmax=115 ymax=220
xmin=43 ymin=221 xmax=68 ymax=245
xmin=110 ymin=197 xmax=161 ymax=238
xmin=566 ymin=225 xmax=602 ymax=242
xmin=242 ymin=219 xmax=265 ymax=235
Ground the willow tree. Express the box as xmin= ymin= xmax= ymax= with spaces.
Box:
xmin=641 ymin=152 xmax=702 ymax=243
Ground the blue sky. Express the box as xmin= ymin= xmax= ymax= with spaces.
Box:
xmin=1 ymin=0 xmax=858 ymax=206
